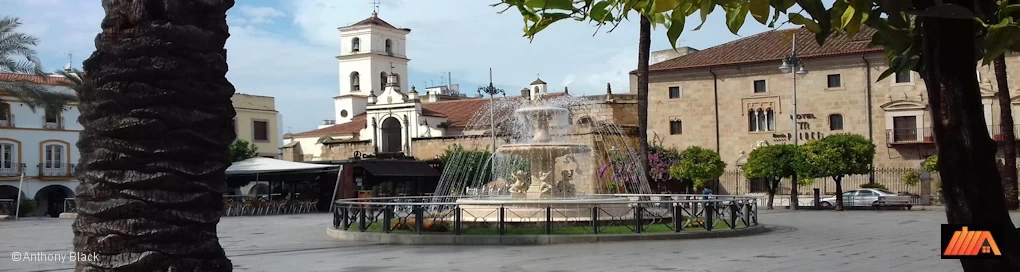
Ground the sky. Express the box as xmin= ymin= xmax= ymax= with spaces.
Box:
xmin=4 ymin=0 xmax=813 ymax=133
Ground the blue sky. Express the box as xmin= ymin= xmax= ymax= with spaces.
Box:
xmin=6 ymin=0 xmax=815 ymax=133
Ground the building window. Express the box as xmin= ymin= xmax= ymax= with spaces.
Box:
xmin=669 ymin=120 xmax=682 ymax=135
xmin=392 ymin=73 xmax=400 ymax=88
xmin=385 ymin=39 xmax=393 ymax=54
xmin=829 ymin=114 xmax=844 ymax=130
xmin=753 ymin=80 xmax=767 ymax=93
xmin=895 ymin=71 xmax=912 ymax=83
xmin=748 ymin=108 xmax=775 ymax=132
xmin=351 ymin=37 xmax=360 ymax=52
xmin=0 ymin=143 xmax=16 ymax=175
xmin=668 ymin=86 xmax=682 ymax=99
xmin=892 ymin=116 xmax=918 ymax=142
xmin=380 ymin=72 xmax=388 ymax=90
xmin=43 ymin=144 xmax=63 ymax=168
xmin=0 ymin=102 xmax=10 ymax=127
xmin=44 ymin=108 xmax=61 ymax=129
xmin=827 ymin=74 xmax=842 ymax=88
xmin=253 ymin=120 xmax=269 ymax=142
xmin=350 ymin=72 xmax=360 ymax=91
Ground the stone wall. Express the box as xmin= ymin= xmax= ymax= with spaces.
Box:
xmin=320 ymin=140 xmax=374 ymax=160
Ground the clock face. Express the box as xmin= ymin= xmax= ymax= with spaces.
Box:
xmin=341 ymin=110 xmax=348 ymax=118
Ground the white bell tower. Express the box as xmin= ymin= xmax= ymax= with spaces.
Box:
xmin=334 ymin=10 xmax=411 ymax=124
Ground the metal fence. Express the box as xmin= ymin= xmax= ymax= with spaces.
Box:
xmin=0 ymin=199 xmax=13 ymax=216
xmin=332 ymin=194 xmax=758 ymax=236
xmin=63 ymin=198 xmax=77 ymax=213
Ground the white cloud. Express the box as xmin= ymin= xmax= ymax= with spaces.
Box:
xmin=238 ymin=6 xmax=286 ymax=25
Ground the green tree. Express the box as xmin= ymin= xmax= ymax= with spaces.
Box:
xmin=493 ymin=1 xmax=1020 ymax=267
xmin=797 ymin=134 xmax=875 ymax=211
xmin=743 ymin=144 xmax=804 ymax=209
xmin=924 ymin=155 xmax=938 ymax=173
xmin=0 ymin=17 xmax=77 ymax=112
xmin=229 ymin=139 xmax=259 ymax=162
xmin=669 ymin=146 xmax=725 ymax=189
xmin=73 ymin=0 xmax=236 ymax=270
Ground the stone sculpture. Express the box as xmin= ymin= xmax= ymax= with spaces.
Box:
xmin=509 ymin=170 xmax=529 ymax=197
xmin=557 ymin=170 xmax=576 ymax=197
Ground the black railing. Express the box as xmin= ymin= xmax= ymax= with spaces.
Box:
xmin=63 ymin=198 xmax=77 ymax=213
xmin=332 ymin=194 xmax=759 ymax=236
xmin=0 ymin=162 xmax=24 ymax=177
xmin=38 ymin=163 xmax=74 ymax=177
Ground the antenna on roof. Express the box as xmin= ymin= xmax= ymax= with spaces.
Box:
xmin=64 ymin=52 xmax=73 ymax=71
xmin=371 ymin=0 xmax=381 ymax=16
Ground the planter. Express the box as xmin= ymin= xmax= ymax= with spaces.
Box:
xmin=923 ymin=136 xmax=935 ymax=142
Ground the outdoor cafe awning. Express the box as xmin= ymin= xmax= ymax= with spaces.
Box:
xmin=225 ymin=158 xmax=341 ymax=187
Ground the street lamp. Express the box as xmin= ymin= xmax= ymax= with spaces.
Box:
xmin=779 ymin=33 xmax=807 ymax=209
xmin=477 ymin=68 xmax=504 ymax=181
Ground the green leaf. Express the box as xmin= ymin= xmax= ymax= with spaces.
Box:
xmin=840 ymin=1 xmax=855 ymax=29
xmin=724 ymin=1 xmax=750 ymax=35
xmin=788 ymin=13 xmax=820 ymax=33
xmin=1004 ymin=4 xmax=1020 ymax=20
xmin=667 ymin=8 xmax=687 ymax=49
xmin=750 ymin=0 xmax=770 ymax=25
xmin=983 ymin=17 xmax=1020 ymax=65
xmin=523 ymin=0 xmax=575 ymax=10
xmin=694 ymin=0 xmax=716 ymax=31
xmin=653 ymin=0 xmax=681 ymax=13
xmin=590 ymin=1 xmax=611 ymax=22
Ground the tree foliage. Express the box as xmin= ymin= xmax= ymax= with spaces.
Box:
xmin=669 ymin=146 xmax=725 ymax=188
xmin=743 ymin=144 xmax=802 ymax=181
xmin=228 ymin=139 xmax=259 ymax=162
xmin=923 ymin=155 xmax=938 ymax=172
xmin=797 ymin=134 xmax=875 ymax=180
xmin=648 ymin=144 xmax=681 ymax=181
xmin=0 ymin=16 xmax=77 ymax=112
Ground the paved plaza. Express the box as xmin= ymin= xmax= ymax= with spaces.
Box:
xmin=1 ymin=209 xmax=1018 ymax=272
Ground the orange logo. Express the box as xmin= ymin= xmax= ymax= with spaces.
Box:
xmin=943 ymin=227 xmax=1001 ymax=256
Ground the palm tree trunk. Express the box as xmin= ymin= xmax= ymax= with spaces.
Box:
xmin=995 ymin=55 xmax=1019 ymax=210
xmin=637 ymin=15 xmax=651 ymax=192
xmin=917 ymin=0 xmax=1020 ymax=268
xmin=834 ymin=177 xmax=844 ymax=211
xmin=74 ymin=0 xmax=236 ymax=271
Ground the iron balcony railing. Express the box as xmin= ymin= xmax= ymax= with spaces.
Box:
xmin=889 ymin=125 xmax=1020 ymax=144
xmin=0 ymin=114 xmax=13 ymax=127
xmin=0 ymin=162 xmax=24 ymax=177
xmin=38 ymin=163 xmax=74 ymax=177
xmin=42 ymin=116 xmax=65 ymax=129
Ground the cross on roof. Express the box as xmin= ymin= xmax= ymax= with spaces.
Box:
xmin=371 ymin=0 xmax=381 ymax=15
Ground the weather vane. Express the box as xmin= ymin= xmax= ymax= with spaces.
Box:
xmin=371 ymin=0 xmax=381 ymax=14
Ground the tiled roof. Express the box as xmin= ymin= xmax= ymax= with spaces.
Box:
xmin=349 ymin=13 xmax=408 ymax=31
xmin=647 ymin=27 xmax=880 ymax=72
xmin=0 ymin=72 xmax=77 ymax=96
xmin=530 ymin=78 xmax=547 ymax=85
xmin=291 ymin=113 xmax=367 ymax=137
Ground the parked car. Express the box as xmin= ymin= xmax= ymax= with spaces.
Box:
xmin=818 ymin=188 xmax=913 ymax=210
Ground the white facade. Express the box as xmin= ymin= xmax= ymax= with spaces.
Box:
xmin=0 ymin=76 xmax=81 ymax=217
xmin=334 ymin=12 xmax=411 ymax=125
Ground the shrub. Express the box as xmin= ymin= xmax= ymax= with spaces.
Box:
xmin=393 ymin=219 xmax=451 ymax=232
xmin=902 ymin=171 xmax=921 ymax=186
xmin=17 ymin=199 xmax=37 ymax=217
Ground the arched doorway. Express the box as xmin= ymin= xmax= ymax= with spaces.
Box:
xmin=33 ymin=185 xmax=74 ymax=217
xmin=381 ymin=117 xmax=402 ymax=153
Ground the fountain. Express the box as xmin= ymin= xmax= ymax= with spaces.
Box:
xmin=453 ymin=96 xmax=635 ymax=222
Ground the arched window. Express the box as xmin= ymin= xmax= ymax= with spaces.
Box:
xmin=756 ymin=108 xmax=766 ymax=132
xmin=40 ymin=141 xmax=70 ymax=177
xmin=829 ymin=114 xmax=844 ymax=130
xmin=380 ymin=72 xmax=388 ymax=90
xmin=747 ymin=109 xmax=756 ymax=132
xmin=533 ymin=86 xmax=540 ymax=97
xmin=385 ymin=39 xmax=393 ymax=54
xmin=350 ymin=72 xmax=360 ymax=92
xmin=351 ymin=37 xmax=361 ymax=52
xmin=380 ymin=117 xmax=402 ymax=153
xmin=765 ymin=108 xmax=775 ymax=131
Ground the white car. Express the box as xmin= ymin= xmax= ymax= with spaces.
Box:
xmin=819 ymin=188 xmax=913 ymax=209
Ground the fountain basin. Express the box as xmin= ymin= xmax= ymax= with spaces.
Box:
xmin=496 ymin=143 xmax=591 ymax=158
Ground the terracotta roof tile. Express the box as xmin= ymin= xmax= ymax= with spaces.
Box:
xmin=0 ymin=72 xmax=72 ymax=85
xmin=292 ymin=113 xmax=367 ymax=137
xmin=648 ymin=27 xmax=880 ymax=72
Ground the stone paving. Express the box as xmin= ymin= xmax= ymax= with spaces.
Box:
xmin=1 ymin=210 xmax=1018 ymax=272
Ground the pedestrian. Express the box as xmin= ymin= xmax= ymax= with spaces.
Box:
xmin=701 ymin=186 xmax=713 ymax=200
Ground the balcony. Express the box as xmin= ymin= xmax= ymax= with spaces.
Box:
xmin=43 ymin=116 xmax=64 ymax=130
xmin=888 ymin=125 xmax=1020 ymax=145
xmin=0 ymin=114 xmax=12 ymax=128
xmin=38 ymin=163 xmax=74 ymax=177
xmin=0 ymin=162 xmax=24 ymax=177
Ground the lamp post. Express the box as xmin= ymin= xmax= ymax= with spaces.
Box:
xmin=778 ymin=33 xmax=808 ymax=209
xmin=478 ymin=68 xmax=504 ymax=181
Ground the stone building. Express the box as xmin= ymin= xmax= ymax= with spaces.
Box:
xmin=633 ymin=27 xmax=1020 ymax=194
xmin=231 ymin=93 xmax=281 ymax=158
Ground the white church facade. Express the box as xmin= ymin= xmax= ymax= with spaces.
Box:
xmin=285 ymin=12 xmax=562 ymax=161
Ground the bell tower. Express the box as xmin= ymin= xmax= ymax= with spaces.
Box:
xmin=333 ymin=9 xmax=411 ymax=124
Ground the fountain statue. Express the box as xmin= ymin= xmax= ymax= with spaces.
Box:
xmin=495 ymin=100 xmax=590 ymax=199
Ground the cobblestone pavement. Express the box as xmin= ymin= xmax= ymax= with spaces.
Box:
xmin=1 ymin=210 xmax=1017 ymax=272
